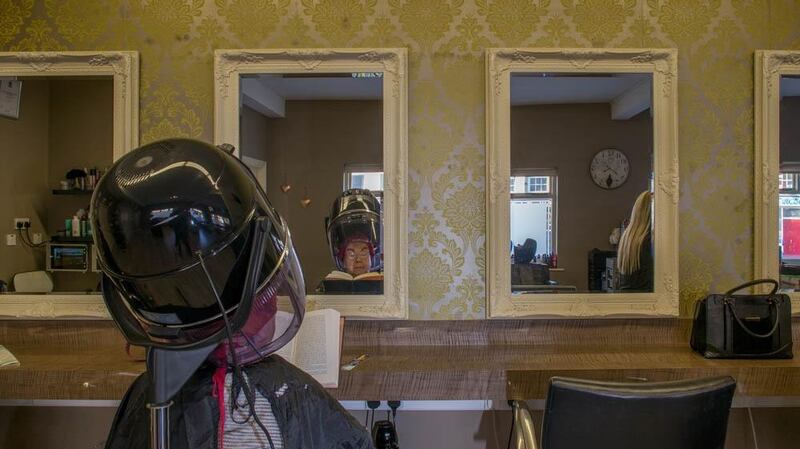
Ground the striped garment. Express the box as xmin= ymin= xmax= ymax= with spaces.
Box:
xmin=222 ymin=372 xmax=284 ymax=449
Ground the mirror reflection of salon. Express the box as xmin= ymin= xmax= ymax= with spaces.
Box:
xmin=0 ymin=76 xmax=113 ymax=295
xmin=509 ymin=72 xmax=654 ymax=294
xmin=238 ymin=73 xmax=384 ymax=295
xmin=777 ymin=75 xmax=800 ymax=291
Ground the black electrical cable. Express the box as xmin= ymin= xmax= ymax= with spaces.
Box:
xmin=366 ymin=401 xmax=380 ymax=433
xmin=25 ymin=227 xmax=50 ymax=247
xmin=16 ymin=228 xmax=47 ymax=248
xmin=199 ymin=253 xmax=277 ymax=449
xmin=16 ymin=229 xmax=34 ymax=247
xmin=388 ymin=400 xmax=400 ymax=424
xmin=27 ymin=228 xmax=49 ymax=247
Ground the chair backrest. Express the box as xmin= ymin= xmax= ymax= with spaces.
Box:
xmin=514 ymin=239 xmax=537 ymax=264
xmin=541 ymin=376 xmax=736 ymax=449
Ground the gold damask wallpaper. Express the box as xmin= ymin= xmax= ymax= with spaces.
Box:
xmin=3 ymin=0 xmax=800 ymax=318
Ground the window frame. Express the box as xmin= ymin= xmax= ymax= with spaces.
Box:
xmin=343 ymin=163 xmax=384 ymax=199
xmin=510 ymin=168 xmax=558 ymax=255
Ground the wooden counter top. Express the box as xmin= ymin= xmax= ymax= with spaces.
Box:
xmin=1 ymin=319 xmax=799 ymax=402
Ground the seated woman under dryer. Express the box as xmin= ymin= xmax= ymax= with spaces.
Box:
xmin=317 ymin=189 xmax=383 ymax=294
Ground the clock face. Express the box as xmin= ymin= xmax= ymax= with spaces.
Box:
xmin=590 ymin=149 xmax=630 ymax=189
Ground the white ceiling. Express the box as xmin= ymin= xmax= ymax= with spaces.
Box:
xmin=782 ymin=77 xmax=800 ymax=97
xmin=244 ymin=73 xmax=382 ymax=100
xmin=510 ymin=73 xmax=652 ymax=106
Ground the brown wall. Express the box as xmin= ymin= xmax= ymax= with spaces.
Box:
xmin=240 ymin=104 xmax=288 ymax=211
xmin=46 ymin=78 xmax=113 ymax=292
xmin=241 ymin=100 xmax=382 ymax=292
xmin=0 ymin=79 xmax=50 ymax=287
xmin=511 ymin=103 xmax=652 ymax=290
xmin=0 ymin=78 xmax=112 ymax=291
xmin=780 ymin=96 xmax=800 ymax=164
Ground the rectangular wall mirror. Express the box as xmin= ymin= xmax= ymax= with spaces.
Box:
xmin=486 ymin=48 xmax=679 ymax=318
xmin=755 ymin=50 xmax=800 ymax=314
xmin=215 ymin=49 xmax=408 ymax=318
xmin=0 ymin=51 xmax=139 ymax=319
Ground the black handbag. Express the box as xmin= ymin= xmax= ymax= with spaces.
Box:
xmin=690 ymin=279 xmax=793 ymax=359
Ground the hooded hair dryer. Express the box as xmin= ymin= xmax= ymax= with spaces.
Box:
xmin=91 ymin=138 xmax=305 ymax=449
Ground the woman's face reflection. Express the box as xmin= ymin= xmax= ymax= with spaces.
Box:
xmin=344 ymin=241 xmax=372 ymax=276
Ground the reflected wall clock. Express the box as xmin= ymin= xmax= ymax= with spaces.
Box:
xmin=590 ymin=148 xmax=629 ymax=189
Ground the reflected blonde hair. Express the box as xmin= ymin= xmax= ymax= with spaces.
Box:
xmin=617 ymin=190 xmax=653 ymax=275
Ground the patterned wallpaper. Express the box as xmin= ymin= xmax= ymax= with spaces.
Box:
xmin=3 ymin=0 xmax=800 ymax=319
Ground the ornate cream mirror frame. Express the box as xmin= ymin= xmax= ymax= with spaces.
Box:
xmin=485 ymin=48 xmax=679 ymax=318
xmin=214 ymin=48 xmax=408 ymax=318
xmin=0 ymin=51 xmax=139 ymax=320
xmin=754 ymin=50 xmax=800 ymax=313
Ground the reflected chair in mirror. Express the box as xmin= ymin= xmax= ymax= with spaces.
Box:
xmin=514 ymin=238 xmax=537 ymax=264
xmin=511 ymin=376 xmax=736 ymax=449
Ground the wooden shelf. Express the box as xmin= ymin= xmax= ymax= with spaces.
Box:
xmin=49 ymin=235 xmax=93 ymax=244
xmin=1 ymin=319 xmax=799 ymax=402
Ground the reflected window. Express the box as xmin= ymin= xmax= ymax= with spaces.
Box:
xmin=344 ymin=164 xmax=383 ymax=199
xmin=510 ymin=172 xmax=557 ymax=255
xmin=526 ymin=176 xmax=550 ymax=193
xmin=780 ymin=171 xmax=800 ymax=263
xmin=350 ymin=172 xmax=383 ymax=191
xmin=780 ymin=173 xmax=797 ymax=192
xmin=778 ymin=76 xmax=800 ymax=290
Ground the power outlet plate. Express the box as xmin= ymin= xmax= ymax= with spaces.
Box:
xmin=6 ymin=234 xmax=16 ymax=246
xmin=32 ymin=233 xmax=42 ymax=244
xmin=14 ymin=218 xmax=30 ymax=229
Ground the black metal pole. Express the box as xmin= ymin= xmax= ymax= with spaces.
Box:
xmin=148 ymin=401 xmax=171 ymax=449
xmin=145 ymin=345 xmax=215 ymax=449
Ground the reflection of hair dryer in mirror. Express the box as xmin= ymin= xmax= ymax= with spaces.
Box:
xmin=326 ymin=188 xmax=382 ymax=273
xmin=320 ymin=189 xmax=384 ymax=292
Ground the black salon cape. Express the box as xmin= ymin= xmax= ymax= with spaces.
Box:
xmin=105 ymin=355 xmax=373 ymax=449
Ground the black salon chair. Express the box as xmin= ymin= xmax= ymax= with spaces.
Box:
xmin=512 ymin=376 xmax=736 ymax=449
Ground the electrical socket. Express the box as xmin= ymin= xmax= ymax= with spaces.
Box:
xmin=14 ymin=218 xmax=30 ymax=229
xmin=32 ymin=233 xmax=42 ymax=244
xmin=6 ymin=234 xmax=16 ymax=246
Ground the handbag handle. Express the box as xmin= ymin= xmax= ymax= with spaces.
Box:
xmin=724 ymin=279 xmax=778 ymax=296
xmin=725 ymin=298 xmax=782 ymax=339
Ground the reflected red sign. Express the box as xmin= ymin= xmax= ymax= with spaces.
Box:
xmin=783 ymin=218 xmax=800 ymax=257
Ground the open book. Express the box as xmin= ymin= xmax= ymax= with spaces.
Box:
xmin=325 ymin=270 xmax=384 ymax=281
xmin=274 ymin=309 xmax=343 ymax=388
xmin=0 ymin=345 xmax=19 ymax=368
